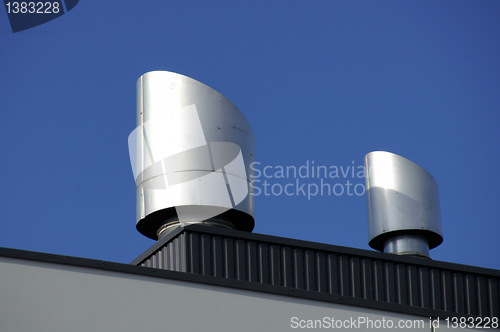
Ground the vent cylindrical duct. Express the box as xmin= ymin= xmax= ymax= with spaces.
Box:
xmin=364 ymin=151 xmax=443 ymax=258
xmin=128 ymin=71 xmax=255 ymax=240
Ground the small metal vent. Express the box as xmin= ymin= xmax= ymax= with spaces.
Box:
xmin=364 ymin=151 xmax=443 ymax=258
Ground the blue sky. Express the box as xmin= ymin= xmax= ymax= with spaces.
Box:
xmin=1 ymin=1 xmax=499 ymax=270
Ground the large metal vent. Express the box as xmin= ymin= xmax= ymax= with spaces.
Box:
xmin=364 ymin=151 xmax=443 ymax=258
xmin=128 ymin=71 xmax=255 ymax=240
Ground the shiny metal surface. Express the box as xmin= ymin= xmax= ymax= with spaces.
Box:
xmin=364 ymin=151 xmax=442 ymax=257
xmin=129 ymin=71 xmax=254 ymax=239
xmin=156 ymin=219 xmax=234 ymax=240
xmin=383 ymin=234 xmax=429 ymax=258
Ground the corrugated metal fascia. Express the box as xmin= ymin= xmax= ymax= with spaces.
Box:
xmin=181 ymin=225 xmax=499 ymax=276
xmin=134 ymin=225 xmax=500 ymax=319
